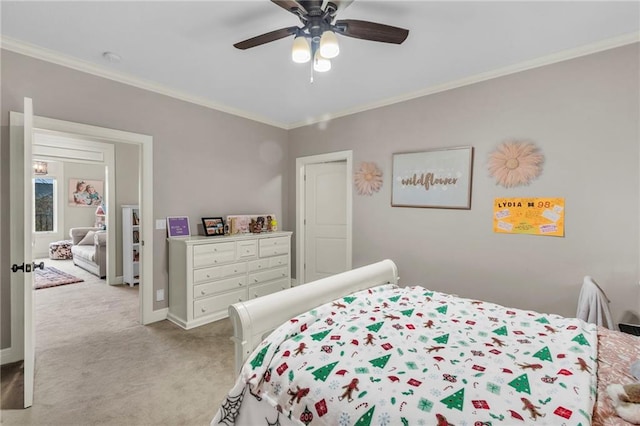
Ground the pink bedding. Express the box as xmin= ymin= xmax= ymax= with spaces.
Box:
xmin=594 ymin=326 xmax=640 ymax=425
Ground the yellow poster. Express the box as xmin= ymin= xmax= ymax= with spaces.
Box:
xmin=493 ymin=197 xmax=565 ymax=237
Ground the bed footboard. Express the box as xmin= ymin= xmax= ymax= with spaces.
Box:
xmin=229 ymin=259 xmax=399 ymax=372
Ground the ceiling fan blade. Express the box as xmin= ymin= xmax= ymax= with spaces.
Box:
xmin=271 ymin=0 xmax=308 ymax=16
xmin=234 ymin=26 xmax=299 ymax=50
xmin=335 ymin=19 xmax=409 ymax=44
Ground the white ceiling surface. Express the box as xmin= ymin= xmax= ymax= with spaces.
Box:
xmin=2 ymin=1 xmax=639 ymax=128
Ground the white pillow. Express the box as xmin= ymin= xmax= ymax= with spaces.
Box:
xmin=78 ymin=230 xmax=96 ymax=245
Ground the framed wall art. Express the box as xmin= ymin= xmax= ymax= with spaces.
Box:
xmin=69 ymin=178 xmax=104 ymax=207
xmin=202 ymin=217 xmax=225 ymax=236
xmin=391 ymin=146 xmax=474 ymax=209
xmin=167 ymin=216 xmax=191 ymax=237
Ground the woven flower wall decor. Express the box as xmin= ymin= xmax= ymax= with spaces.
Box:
xmin=354 ymin=162 xmax=383 ymax=196
xmin=488 ymin=140 xmax=544 ymax=188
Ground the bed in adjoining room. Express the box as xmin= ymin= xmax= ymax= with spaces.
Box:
xmin=212 ymin=260 xmax=640 ymax=426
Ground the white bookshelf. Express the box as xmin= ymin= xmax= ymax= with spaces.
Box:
xmin=122 ymin=205 xmax=140 ymax=286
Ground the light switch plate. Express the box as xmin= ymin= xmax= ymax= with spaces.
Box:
xmin=156 ymin=219 xmax=166 ymax=230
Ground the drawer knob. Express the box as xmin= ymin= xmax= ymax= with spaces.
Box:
xmin=238 ymin=298 xmax=242 ymax=302
xmin=201 ymin=290 xmax=206 ymax=295
xmin=206 ymin=274 xmax=210 ymax=278
xmin=214 ymin=260 xmax=218 ymax=263
xmin=282 ymin=273 xmax=286 ymax=277
xmin=201 ymin=307 xmax=207 ymax=312
xmin=258 ymin=265 xmax=262 ymax=268
xmin=238 ymin=282 xmax=242 ymax=286
xmin=254 ymin=279 xmax=258 ymax=283
xmin=234 ymin=269 xmax=237 ymax=273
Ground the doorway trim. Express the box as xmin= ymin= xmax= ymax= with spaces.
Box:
xmin=295 ymin=150 xmax=353 ymax=285
xmin=5 ymin=112 xmax=159 ymax=365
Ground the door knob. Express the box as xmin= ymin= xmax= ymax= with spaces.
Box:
xmin=32 ymin=261 xmax=44 ymax=270
xmin=11 ymin=263 xmax=24 ymax=273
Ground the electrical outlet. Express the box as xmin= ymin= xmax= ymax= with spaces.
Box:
xmin=156 ymin=219 xmax=166 ymax=230
xmin=156 ymin=289 xmax=165 ymax=302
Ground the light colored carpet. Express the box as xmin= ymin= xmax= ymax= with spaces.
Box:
xmin=1 ymin=259 xmax=236 ymax=425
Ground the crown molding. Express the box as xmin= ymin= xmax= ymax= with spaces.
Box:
xmin=2 ymin=32 xmax=638 ymax=131
xmin=289 ymin=32 xmax=640 ymax=129
xmin=0 ymin=36 xmax=289 ymax=129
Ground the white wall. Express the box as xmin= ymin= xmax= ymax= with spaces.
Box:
xmin=289 ymin=44 xmax=640 ymax=324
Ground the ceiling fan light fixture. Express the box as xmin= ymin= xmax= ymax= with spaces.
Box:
xmin=313 ymin=51 xmax=331 ymax=72
xmin=291 ymin=35 xmax=311 ymax=63
xmin=319 ymin=30 xmax=339 ymax=59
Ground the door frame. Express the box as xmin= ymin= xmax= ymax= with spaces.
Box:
xmin=295 ymin=150 xmax=353 ymax=285
xmin=6 ymin=112 xmax=158 ymax=366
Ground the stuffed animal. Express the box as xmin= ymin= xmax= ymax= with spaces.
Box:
xmin=607 ymin=383 xmax=640 ymax=424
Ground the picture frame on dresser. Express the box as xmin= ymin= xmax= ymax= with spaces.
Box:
xmin=202 ymin=217 xmax=225 ymax=236
xmin=167 ymin=216 xmax=191 ymax=237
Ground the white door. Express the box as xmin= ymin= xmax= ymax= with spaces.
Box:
xmin=304 ymin=162 xmax=348 ymax=282
xmin=9 ymin=98 xmax=36 ymax=407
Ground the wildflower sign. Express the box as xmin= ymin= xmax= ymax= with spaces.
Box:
xmin=493 ymin=197 xmax=564 ymax=237
xmin=392 ymin=147 xmax=474 ymax=209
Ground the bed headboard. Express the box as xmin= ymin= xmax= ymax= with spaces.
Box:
xmin=228 ymin=259 xmax=399 ymax=373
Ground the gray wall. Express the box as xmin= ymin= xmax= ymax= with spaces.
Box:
xmin=289 ymin=44 xmax=640 ymax=323
xmin=1 ymin=50 xmax=289 ymax=348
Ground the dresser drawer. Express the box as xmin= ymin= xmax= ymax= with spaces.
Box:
xmin=248 ymin=258 xmax=270 ymax=272
xmin=248 ymin=266 xmax=289 ymax=285
xmin=193 ymin=242 xmax=235 ymax=268
xmin=249 ymin=278 xmax=290 ymax=299
xmin=193 ymin=262 xmax=247 ymax=284
xmin=269 ymin=255 xmax=288 ymax=268
xmin=194 ymin=276 xmax=246 ymax=299
xmin=236 ymin=240 xmax=257 ymax=260
xmin=194 ymin=288 xmax=246 ymax=319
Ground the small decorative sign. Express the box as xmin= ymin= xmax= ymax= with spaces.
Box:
xmin=167 ymin=216 xmax=191 ymax=237
xmin=493 ymin=197 xmax=565 ymax=237
xmin=392 ymin=147 xmax=474 ymax=209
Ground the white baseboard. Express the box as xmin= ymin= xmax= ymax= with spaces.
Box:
xmin=144 ymin=307 xmax=168 ymax=325
xmin=0 ymin=345 xmax=22 ymax=366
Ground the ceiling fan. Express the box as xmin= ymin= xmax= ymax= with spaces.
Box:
xmin=234 ymin=0 xmax=409 ymax=74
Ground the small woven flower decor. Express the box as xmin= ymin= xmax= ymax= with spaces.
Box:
xmin=354 ymin=162 xmax=383 ymax=196
xmin=488 ymin=140 xmax=544 ymax=188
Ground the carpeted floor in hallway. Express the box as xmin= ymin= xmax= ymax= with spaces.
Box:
xmin=0 ymin=259 xmax=236 ymax=425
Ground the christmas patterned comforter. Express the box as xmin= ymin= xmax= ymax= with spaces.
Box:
xmin=213 ymin=284 xmax=598 ymax=426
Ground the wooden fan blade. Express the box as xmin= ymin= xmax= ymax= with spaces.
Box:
xmin=234 ymin=26 xmax=298 ymax=50
xmin=335 ymin=19 xmax=409 ymax=44
xmin=271 ymin=0 xmax=308 ymax=16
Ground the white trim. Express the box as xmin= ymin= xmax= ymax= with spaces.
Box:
xmin=289 ymin=32 xmax=640 ymax=128
xmin=0 ymin=36 xmax=288 ymax=130
xmin=0 ymin=346 xmax=20 ymax=365
xmin=2 ymin=33 xmax=638 ymax=130
xmin=9 ymin=112 xmax=158 ymax=367
xmin=296 ymin=150 xmax=353 ymax=285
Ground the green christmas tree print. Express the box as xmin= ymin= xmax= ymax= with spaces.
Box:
xmin=532 ymin=346 xmax=553 ymax=362
xmin=367 ymin=322 xmax=384 ymax=332
xmin=343 ymin=296 xmax=357 ymax=304
xmin=508 ymin=374 xmax=531 ymax=394
xmin=440 ymin=388 xmax=465 ymax=411
xmin=354 ymin=406 xmax=375 ymax=426
xmin=434 ymin=334 xmax=449 ymax=344
xmin=250 ymin=343 xmax=271 ymax=369
xmin=493 ymin=326 xmax=508 ymax=336
xmin=436 ymin=305 xmax=448 ymax=315
xmin=388 ymin=295 xmax=401 ymax=303
xmin=572 ymin=333 xmax=590 ymax=346
xmin=369 ymin=354 xmax=391 ymax=369
xmin=401 ymin=308 xmax=415 ymax=317
xmin=311 ymin=362 xmax=339 ymax=382
xmin=311 ymin=329 xmax=331 ymax=341
xmin=535 ymin=317 xmax=550 ymax=324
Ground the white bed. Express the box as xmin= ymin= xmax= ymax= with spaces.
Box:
xmin=214 ymin=260 xmax=640 ymax=426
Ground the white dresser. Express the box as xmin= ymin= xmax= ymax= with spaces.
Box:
xmin=167 ymin=231 xmax=292 ymax=329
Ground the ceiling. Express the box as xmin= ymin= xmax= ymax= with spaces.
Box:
xmin=2 ymin=1 xmax=639 ymax=129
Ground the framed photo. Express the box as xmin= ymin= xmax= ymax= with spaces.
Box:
xmin=202 ymin=217 xmax=225 ymax=236
xmin=69 ymin=178 xmax=104 ymax=207
xmin=167 ymin=216 xmax=191 ymax=237
xmin=391 ymin=146 xmax=474 ymax=209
